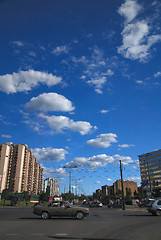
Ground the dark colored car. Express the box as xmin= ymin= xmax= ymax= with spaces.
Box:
xmin=108 ymin=202 xmax=122 ymax=208
xmin=89 ymin=202 xmax=103 ymax=208
xmin=138 ymin=199 xmax=155 ymax=208
xmin=33 ymin=200 xmax=89 ymax=220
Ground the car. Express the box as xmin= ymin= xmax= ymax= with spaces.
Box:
xmin=138 ymin=198 xmax=155 ymax=208
xmin=108 ymin=202 xmax=122 ymax=208
xmin=89 ymin=202 xmax=103 ymax=208
xmin=147 ymin=199 xmax=161 ymax=216
xmin=33 ymin=200 xmax=89 ymax=220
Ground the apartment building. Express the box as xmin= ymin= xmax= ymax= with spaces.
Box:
xmin=113 ymin=180 xmax=138 ymax=197
xmin=138 ymin=149 xmax=161 ymax=197
xmin=0 ymin=142 xmax=43 ymax=194
xmin=44 ymin=178 xmax=60 ymax=197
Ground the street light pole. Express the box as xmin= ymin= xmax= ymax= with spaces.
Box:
xmin=120 ymin=160 xmax=125 ymax=210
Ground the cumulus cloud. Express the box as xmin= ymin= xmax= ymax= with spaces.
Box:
xmin=72 ymin=47 xmax=114 ymax=94
xmin=52 ymin=45 xmax=69 ymax=55
xmin=118 ymin=1 xmax=161 ymax=62
xmin=31 ymin=147 xmax=68 ymax=162
xmin=0 ymin=70 xmax=62 ymax=94
xmin=118 ymin=0 xmax=142 ymax=24
xmin=42 ymin=166 xmax=67 ymax=178
xmin=87 ymin=133 xmax=117 ymax=148
xmin=40 ymin=114 xmax=94 ymax=135
xmin=62 ymin=153 xmax=133 ymax=170
xmin=25 ymin=92 xmax=75 ymax=112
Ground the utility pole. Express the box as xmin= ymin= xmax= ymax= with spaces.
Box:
xmin=120 ymin=160 xmax=125 ymax=210
xmin=69 ymin=170 xmax=71 ymax=193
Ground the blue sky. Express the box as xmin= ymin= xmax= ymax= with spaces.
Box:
xmin=1 ymin=0 xmax=161 ymax=195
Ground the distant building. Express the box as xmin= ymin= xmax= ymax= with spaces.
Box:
xmin=44 ymin=178 xmax=60 ymax=197
xmin=113 ymin=180 xmax=138 ymax=197
xmin=0 ymin=142 xmax=43 ymax=194
xmin=138 ymin=149 xmax=161 ymax=197
xmin=101 ymin=185 xmax=114 ymax=196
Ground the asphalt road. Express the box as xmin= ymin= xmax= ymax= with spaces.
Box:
xmin=0 ymin=206 xmax=161 ymax=240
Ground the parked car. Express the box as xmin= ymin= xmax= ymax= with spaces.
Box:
xmin=147 ymin=199 xmax=161 ymax=216
xmin=108 ymin=202 xmax=122 ymax=208
xmin=138 ymin=198 xmax=155 ymax=208
xmin=33 ymin=200 xmax=89 ymax=220
xmin=90 ymin=201 xmax=103 ymax=208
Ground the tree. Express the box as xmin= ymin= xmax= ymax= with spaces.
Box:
xmin=39 ymin=192 xmax=49 ymax=202
xmin=21 ymin=191 xmax=30 ymax=201
xmin=46 ymin=185 xmax=50 ymax=197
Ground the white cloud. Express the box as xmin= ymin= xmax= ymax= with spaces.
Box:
xmin=96 ymin=181 xmax=101 ymax=184
xmin=154 ymin=72 xmax=161 ymax=78
xmin=25 ymin=92 xmax=75 ymax=112
xmin=1 ymin=135 xmax=12 ymax=138
xmin=113 ymin=154 xmax=133 ymax=165
xmin=87 ymin=77 xmax=107 ymax=94
xmin=87 ymin=133 xmax=117 ymax=148
xmin=0 ymin=70 xmax=62 ymax=94
xmin=118 ymin=144 xmax=135 ymax=148
xmin=136 ymin=80 xmax=144 ymax=84
xmin=100 ymin=109 xmax=109 ymax=114
xmin=118 ymin=0 xmax=142 ymax=24
xmin=12 ymin=41 xmax=24 ymax=47
xmin=118 ymin=1 xmax=161 ymax=62
xmin=72 ymin=47 xmax=114 ymax=94
xmin=62 ymin=153 xmax=133 ymax=170
xmin=42 ymin=166 xmax=67 ymax=178
xmin=52 ymin=45 xmax=69 ymax=55
xmin=127 ymin=176 xmax=141 ymax=182
xmin=31 ymin=147 xmax=68 ymax=162
xmin=107 ymin=178 xmax=113 ymax=181
xmin=40 ymin=114 xmax=94 ymax=135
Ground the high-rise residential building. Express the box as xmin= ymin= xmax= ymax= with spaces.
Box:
xmin=0 ymin=142 xmax=43 ymax=194
xmin=138 ymin=149 xmax=161 ymax=197
xmin=44 ymin=178 xmax=60 ymax=197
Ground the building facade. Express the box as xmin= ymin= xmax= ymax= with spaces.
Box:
xmin=0 ymin=142 xmax=43 ymax=194
xmin=113 ymin=180 xmax=138 ymax=197
xmin=44 ymin=178 xmax=60 ymax=197
xmin=139 ymin=149 xmax=161 ymax=197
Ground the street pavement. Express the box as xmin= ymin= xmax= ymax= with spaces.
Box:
xmin=0 ymin=206 xmax=161 ymax=240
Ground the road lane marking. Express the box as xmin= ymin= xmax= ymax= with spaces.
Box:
xmin=31 ymin=233 xmax=44 ymax=236
xmin=55 ymin=233 xmax=68 ymax=236
xmin=6 ymin=233 xmax=18 ymax=236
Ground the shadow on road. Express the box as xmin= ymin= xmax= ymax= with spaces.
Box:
xmin=19 ymin=217 xmax=80 ymax=221
xmin=48 ymin=236 xmax=118 ymax=240
xmin=123 ymin=214 xmax=154 ymax=217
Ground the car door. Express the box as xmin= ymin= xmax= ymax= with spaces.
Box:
xmin=48 ymin=201 xmax=60 ymax=217
xmin=58 ymin=201 xmax=75 ymax=217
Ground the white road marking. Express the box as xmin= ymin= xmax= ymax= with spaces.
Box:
xmin=55 ymin=233 xmax=68 ymax=236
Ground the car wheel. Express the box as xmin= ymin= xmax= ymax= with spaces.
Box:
xmin=155 ymin=210 xmax=161 ymax=216
xmin=41 ymin=211 xmax=49 ymax=219
xmin=76 ymin=211 xmax=84 ymax=220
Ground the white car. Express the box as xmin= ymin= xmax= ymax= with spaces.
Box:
xmin=148 ymin=199 xmax=161 ymax=216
